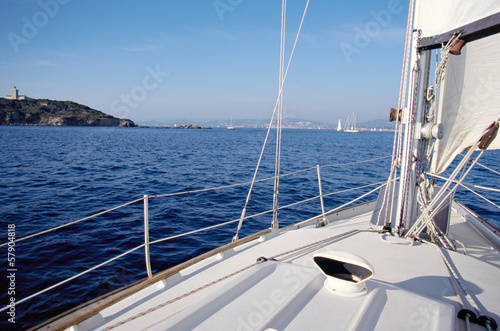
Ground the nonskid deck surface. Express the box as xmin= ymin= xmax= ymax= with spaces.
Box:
xmin=47 ymin=204 xmax=500 ymax=330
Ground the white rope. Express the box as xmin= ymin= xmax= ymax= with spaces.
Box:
xmin=430 ymin=241 xmax=483 ymax=316
xmin=410 ymin=120 xmax=500 ymax=237
xmin=435 ymin=32 xmax=462 ymax=88
xmin=233 ymin=0 xmax=310 ymax=241
xmin=385 ymin=17 xmax=413 ymax=224
xmin=406 ymin=139 xmax=484 ymax=238
xmin=408 ymin=146 xmax=479 ymax=237
xmin=398 ymin=0 xmax=415 ymax=112
xmin=375 ymin=0 xmax=415 ymax=228
xmin=396 ymin=64 xmax=420 ymax=232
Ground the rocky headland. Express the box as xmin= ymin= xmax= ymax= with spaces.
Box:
xmin=0 ymin=98 xmax=135 ymax=127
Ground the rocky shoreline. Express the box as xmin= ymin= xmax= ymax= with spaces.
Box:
xmin=0 ymin=98 xmax=135 ymax=127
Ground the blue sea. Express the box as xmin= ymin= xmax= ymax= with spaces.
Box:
xmin=1 ymin=126 xmax=499 ymax=330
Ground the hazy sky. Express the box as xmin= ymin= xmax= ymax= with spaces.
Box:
xmin=1 ymin=0 xmax=408 ymax=124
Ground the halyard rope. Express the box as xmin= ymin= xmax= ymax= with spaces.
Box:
xmin=431 ymin=242 xmax=483 ymax=316
xmin=435 ymin=32 xmax=462 ymax=88
xmin=406 ymin=140 xmax=484 ymax=238
xmin=375 ymin=0 xmax=415 ymax=228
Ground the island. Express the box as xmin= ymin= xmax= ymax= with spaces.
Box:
xmin=0 ymin=96 xmax=135 ymax=127
xmin=169 ymin=124 xmax=205 ymax=129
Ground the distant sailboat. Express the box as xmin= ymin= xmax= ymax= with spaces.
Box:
xmin=227 ymin=116 xmax=235 ymax=130
xmin=337 ymin=119 xmax=342 ymax=131
xmin=344 ymin=113 xmax=360 ymax=133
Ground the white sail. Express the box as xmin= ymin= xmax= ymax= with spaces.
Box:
xmin=416 ymin=0 xmax=500 ymax=39
xmin=430 ymin=30 xmax=500 ymax=174
xmin=337 ymin=119 xmax=341 ymax=131
xmin=414 ymin=0 xmax=500 ymax=174
xmin=227 ymin=115 xmax=235 ymax=130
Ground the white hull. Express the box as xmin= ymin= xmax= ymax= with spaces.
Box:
xmin=343 ymin=113 xmax=360 ymax=133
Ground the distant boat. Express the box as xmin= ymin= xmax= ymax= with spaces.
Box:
xmin=227 ymin=116 xmax=235 ymax=130
xmin=337 ymin=119 xmax=342 ymax=131
xmin=344 ymin=113 xmax=360 ymax=133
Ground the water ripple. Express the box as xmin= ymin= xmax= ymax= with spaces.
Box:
xmin=0 ymin=126 xmax=498 ymax=330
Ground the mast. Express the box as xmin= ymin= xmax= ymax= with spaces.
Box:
xmin=393 ymin=0 xmax=422 ymax=234
xmin=395 ymin=49 xmax=431 ymax=234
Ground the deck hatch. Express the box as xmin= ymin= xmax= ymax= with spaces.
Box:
xmin=313 ymin=251 xmax=374 ymax=295
xmin=313 ymin=256 xmax=372 ymax=283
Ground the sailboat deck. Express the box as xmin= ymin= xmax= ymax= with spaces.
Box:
xmin=50 ymin=202 xmax=499 ymax=331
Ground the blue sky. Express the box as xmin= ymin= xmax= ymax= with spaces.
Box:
xmin=1 ymin=0 xmax=409 ymax=125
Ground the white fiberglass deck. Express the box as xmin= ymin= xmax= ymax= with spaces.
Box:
xmin=44 ymin=202 xmax=500 ymax=331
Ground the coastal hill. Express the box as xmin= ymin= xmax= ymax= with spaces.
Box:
xmin=0 ymin=98 xmax=135 ymax=127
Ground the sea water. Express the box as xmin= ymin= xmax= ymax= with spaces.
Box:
xmin=0 ymin=126 xmax=499 ymax=329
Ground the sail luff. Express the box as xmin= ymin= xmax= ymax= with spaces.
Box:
xmin=409 ymin=0 xmax=500 ymax=174
xmin=430 ymin=32 xmax=500 ymax=174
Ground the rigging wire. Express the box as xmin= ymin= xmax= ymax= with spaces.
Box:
xmin=272 ymin=0 xmax=286 ymax=229
xmin=433 ymin=173 xmax=500 ymax=209
xmin=458 ymin=152 xmax=500 ymax=176
xmin=406 ymin=139 xmax=486 ymax=238
xmin=232 ymin=0 xmax=311 ymax=242
xmin=375 ymin=0 xmax=415 ymax=228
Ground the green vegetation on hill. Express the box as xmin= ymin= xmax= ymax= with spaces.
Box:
xmin=0 ymin=98 xmax=135 ymax=127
